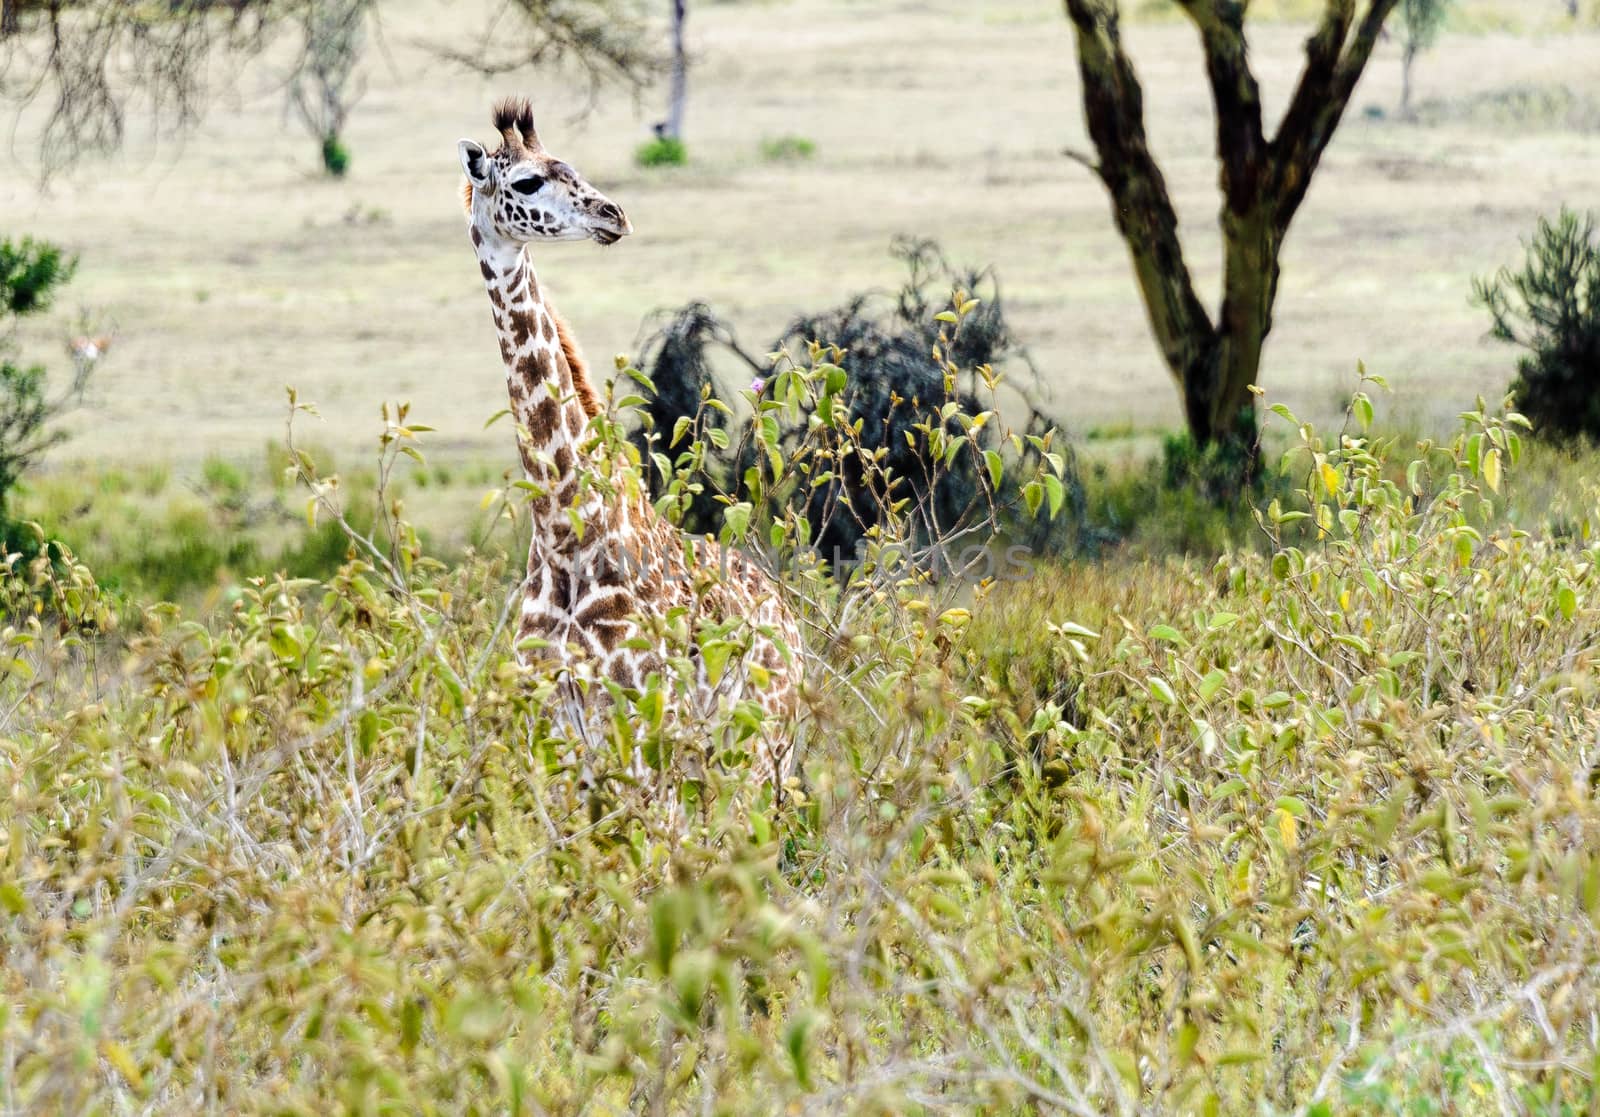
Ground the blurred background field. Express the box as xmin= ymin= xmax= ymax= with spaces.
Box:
xmin=2 ymin=0 xmax=1597 ymax=475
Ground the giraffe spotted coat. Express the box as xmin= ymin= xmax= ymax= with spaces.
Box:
xmin=458 ymin=98 xmax=802 ymax=796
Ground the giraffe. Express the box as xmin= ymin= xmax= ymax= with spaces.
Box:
xmin=457 ymin=97 xmax=803 ymax=803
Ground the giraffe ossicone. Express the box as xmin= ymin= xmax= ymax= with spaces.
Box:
xmin=458 ymin=96 xmax=803 ymax=799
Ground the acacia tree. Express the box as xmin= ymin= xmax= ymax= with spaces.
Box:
xmin=287 ymin=0 xmax=371 ymax=176
xmin=0 ymin=0 xmax=654 ymax=179
xmin=1399 ymin=0 xmax=1451 ymax=117
xmin=1062 ymin=0 xmax=1400 ymax=487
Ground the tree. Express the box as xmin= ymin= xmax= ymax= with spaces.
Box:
xmin=1398 ymin=0 xmax=1450 ymax=118
xmin=0 ymin=0 xmax=656 ymax=179
xmin=0 ymin=237 xmax=98 ymax=557
xmin=662 ymin=0 xmax=687 ymax=140
xmin=287 ymin=0 xmax=371 ymax=176
xmin=1061 ymin=0 xmax=1400 ymax=490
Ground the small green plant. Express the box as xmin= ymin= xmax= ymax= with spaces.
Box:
xmin=320 ymin=134 xmax=351 ymax=177
xmin=1474 ymin=206 xmax=1600 ymax=442
xmin=759 ymin=134 xmax=815 ymax=162
xmin=635 ymin=134 xmax=687 ymax=167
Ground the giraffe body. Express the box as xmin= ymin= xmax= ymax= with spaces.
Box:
xmin=458 ymin=99 xmax=802 ymax=795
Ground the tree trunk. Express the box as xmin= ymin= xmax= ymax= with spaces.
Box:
xmin=664 ymin=0 xmax=687 ymax=140
xmin=1 ymin=2 xmax=20 ymax=38
xmin=1400 ymin=41 xmax=1416 ymax=117
xmin=1063 ymin=0 xmax=1399 ymax=497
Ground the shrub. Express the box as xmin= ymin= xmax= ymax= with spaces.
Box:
xmin=0 ymin=236 xmax=93 ymax=560
xmin=1474 ymin=206 xmax=1600 ymax=441
xmin=628 ymin=301 xmax=743 ymax=535
xmin=632 ymin=238 xmax=1079 ymax=572
xmin=759 ymin=134 xmax=816 ymax=162
xmin=635 ymin=134 xmax=687 ymax=167
xmin=320 ymin=134 xmax=351 ymax=177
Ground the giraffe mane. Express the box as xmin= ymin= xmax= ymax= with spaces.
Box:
xmin=460 ymin=177 xmax=474 ymax=215
xmin=552 ymin=309 xmax=602 ymax=418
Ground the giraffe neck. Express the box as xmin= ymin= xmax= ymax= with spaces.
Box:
xmin=470 ymin=227 xmax=592 ymax=504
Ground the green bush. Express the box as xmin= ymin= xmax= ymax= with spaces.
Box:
xmin=1475 ymin=206 xmax=1600 ymax=441
xmin=13 ymin=445 xmax=388 ymax=609
xmin=634 ymin=134 xmax=687 ymax=167
xmin=759 ymin=134 xmax=816 ymax=162
xmin=320 ymin=134 xmax=351 ymax=177
xmin=0 ymin=237 xmax=83 ymax=558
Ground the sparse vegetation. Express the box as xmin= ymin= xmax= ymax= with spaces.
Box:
xmin=760 ymin=134 xmax=816 ymax=161
xmin=0 ymin=0 xmax=658 ymax=179
xmin=1399 ymin=0 xmax=1453 ymax=116
xmin=289 ymin=0 xmax=369 ymax=177
xmin=635 ymin=134 xmax=688 ymax=167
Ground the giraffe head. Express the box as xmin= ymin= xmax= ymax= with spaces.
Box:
xmin=458 ymin=98 xmax=632 ymax=247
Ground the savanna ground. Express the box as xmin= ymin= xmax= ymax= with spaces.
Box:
xmin=7 ymin=0 xmax=1600 ymax=1113
xmin=2 ymin=0 xmax=1598 ymax=479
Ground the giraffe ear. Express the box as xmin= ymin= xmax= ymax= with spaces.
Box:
xmin=458 ymin=139 xmax=493 ymax=190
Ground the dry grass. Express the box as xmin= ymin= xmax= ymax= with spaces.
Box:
xmin=1 ymin=0 xmax=1597 ymax=477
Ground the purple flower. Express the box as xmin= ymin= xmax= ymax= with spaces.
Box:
xmin=750 ymin=377 xmax=766 ymax=394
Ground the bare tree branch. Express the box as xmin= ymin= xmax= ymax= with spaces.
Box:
xmin=0 ymin=0 xmax=657 ymax=179
xmin=1271 ymin=0 xmax=1401 ymax=226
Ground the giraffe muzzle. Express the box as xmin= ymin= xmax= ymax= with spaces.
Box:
xmin=590 ymin=202 xmax=632 ymax=246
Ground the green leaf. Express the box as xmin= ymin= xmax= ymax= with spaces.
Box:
xmin=1148 ymin=624 xmax=1187 ymax=645
xmin=1043 ymin=473 xmax=1065 ymax=518
xmin=722 ymin=501 xmax=753 ymax=542
xmin=785 ymin=1011 xmax=817 ymax=1089
xmin=1022 ymin=481 xmax=1043 ymax=519
xmin=701 ymin=640 xmax=734 ymax=687
xmin=1482 ymin=446 xmax=1502 ymax=492
xmin=400 ymin=997 xmax=425 ymax=1057
xmin=983 ymin=449 xmax=1003 ymax=491
xmin=1275 ymin=795 xmax=1310 ymax=818
xmin=1558 ymin=583 xmax=1578 ymax=620
xmin=1148 ymin=676 xmax=1177 ymax=705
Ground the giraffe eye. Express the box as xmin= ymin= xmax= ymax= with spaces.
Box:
xmin=511 ymin=176 xmax=546 ymax=196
